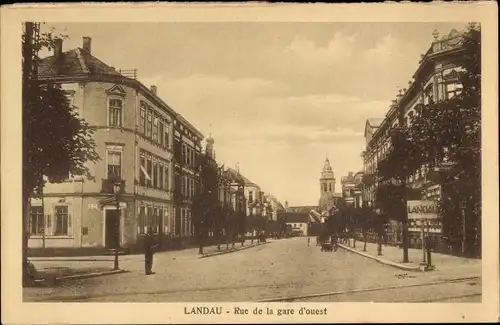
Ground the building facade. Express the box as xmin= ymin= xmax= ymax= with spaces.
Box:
xmin=28 ymin=36 xmax=202 ymax=252
xmin=341 ymin=171 xmax=364 ymax=208
xmin=172 ymin=116 xmax=203 ymax=246
xmin=361 ymin=29 xmax=467 ymax=250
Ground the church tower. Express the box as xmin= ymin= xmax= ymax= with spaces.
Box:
xmin=318 ymin=158 xmax=336 ymax=212
xmin=205 ymin=134 xmax=214 ymax=158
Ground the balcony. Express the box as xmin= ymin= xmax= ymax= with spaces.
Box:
xmin=101 ymin=178 xmax=126 ymax=194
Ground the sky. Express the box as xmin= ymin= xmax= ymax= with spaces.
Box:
xmin=41 ymin=22 xmax=466 ymax=206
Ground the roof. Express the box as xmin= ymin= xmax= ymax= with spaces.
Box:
xmin=223 ymin=167 xmax=245 ymax=185
xmin=288 ymin=206 xmax=318 ymax=213
xmin=278 ymin=212 xmax=309 ymax=223
xmin=240 ymin=173 xmax=259 ymax=187
xmin=364 ymin=118 xmax=385 ymax=138
xmin=38 ymin=48 xmax=122 ymax=77
xmin=37 ymin=47 xmax=204 ymax=139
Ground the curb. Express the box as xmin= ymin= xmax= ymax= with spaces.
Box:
xmin=30 ymin=258 xmax=114 ymax=262
xmin=199 ymin=241 xmax=270 ymax=259
xmin=338 ymin=244 xmax=423 ymax=272
xmin=35 ymin=269 xmax=129 ymax=284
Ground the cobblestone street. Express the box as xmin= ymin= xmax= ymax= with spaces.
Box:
xmin=24 ymin=237 xmax=481 ymax=302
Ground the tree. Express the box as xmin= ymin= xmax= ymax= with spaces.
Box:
xmin=407 ymin=23 xmax=481 ymax=257
xmin=376 ymin=126 xmax=417 ymax=263
xmin=192 ymin=153 xmax=220 ymax=254
xmin=22 ymin=23 xmax=100 ymax=286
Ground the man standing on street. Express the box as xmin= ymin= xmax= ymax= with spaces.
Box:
xmin=144 ymin=227 xmax=156 ymax=275
xmin=307 ymin=236 xmax=311 ymax=247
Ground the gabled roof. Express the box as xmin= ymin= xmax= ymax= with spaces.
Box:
xmin=38 ymin=48 xmax=121 ymax=78
xmin=364 ymin=118 xmax=385 ymax=138
xmin=223 ymin=167 xmax=245 ymax=185
xmin=240 ymin=173 xmax=259 ymax=188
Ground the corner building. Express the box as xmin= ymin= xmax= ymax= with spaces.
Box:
xmin=28 ymin=37 xmax=202 ymax=253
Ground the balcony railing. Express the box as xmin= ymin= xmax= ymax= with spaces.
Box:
xmin=101 ymin=178 xmax=126 ymax=194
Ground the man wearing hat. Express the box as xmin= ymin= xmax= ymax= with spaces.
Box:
xmin=144 ymin=227 xmax=157 ymax=275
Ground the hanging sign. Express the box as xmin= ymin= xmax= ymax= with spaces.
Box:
xmin=407 ymin=200 xmax=438 ymax=219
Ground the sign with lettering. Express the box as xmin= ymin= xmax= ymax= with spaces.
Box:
xmin=407 ymin=200 xmax=438 ymax=219
xmin=88 ymin=203 xmax=98 ymax=210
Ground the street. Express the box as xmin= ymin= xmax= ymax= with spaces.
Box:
xmin=23 ymin=237 xmax=481 ymax=302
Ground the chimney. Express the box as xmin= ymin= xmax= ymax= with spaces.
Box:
xmin=82 ymin=37 xmax=92 ymax=53
xmin=150 ymin=85 xmax=157 ymax=95
xmin=54 ymin=38 xmax=63 ymax=58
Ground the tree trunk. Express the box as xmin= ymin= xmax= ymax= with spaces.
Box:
xmin=22 ymin=192 xmax=32 ymax=287
xmin=402 ymin=219 xmax=409 ymax=263
xmin=377 ymin=230 xmax=383 ymax=256
xmin=198 ymin=231 xmax=204 ymax=255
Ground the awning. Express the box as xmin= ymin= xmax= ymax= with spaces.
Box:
xmin=140 ymin=165 xmax=152 ymax=180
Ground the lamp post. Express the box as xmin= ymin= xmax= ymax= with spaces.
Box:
xmin=112 ymin=181 xmax=122 ymax=270
xmin=374 ymin=207 xmax=382 ymax=256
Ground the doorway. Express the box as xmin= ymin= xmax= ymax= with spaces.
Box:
xmin=105 ymin=209 xmax=120 ymax=248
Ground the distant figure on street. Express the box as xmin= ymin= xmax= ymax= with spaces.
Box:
xmin=144 ymin=227 xmax=157 ymax=275
xmin=308 ymin=237 xmax=311 ymax=247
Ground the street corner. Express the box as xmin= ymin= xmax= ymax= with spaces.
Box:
xmin=338 ymin=244 xmax=422 ymax=272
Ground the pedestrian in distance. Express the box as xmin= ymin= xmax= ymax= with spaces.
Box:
xmin=308 ymin=237 xmax=311 ymax=247
xmin=144 ymin=227 xmax=157 ymax=275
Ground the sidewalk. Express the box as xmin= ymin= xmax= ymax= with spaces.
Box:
xmin=29 ymin=238 xmax=278 ymax=280
xmin=339 ymin=240 xmax=481 ymax=275
xmin=198 ymin=239 xmax=272 ymax=258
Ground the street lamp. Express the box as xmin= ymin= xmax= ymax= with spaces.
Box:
xmin=112 ymin=180 xmax=122 ymax=270
xmin=374 ymin=207 xmax=382 ymax=256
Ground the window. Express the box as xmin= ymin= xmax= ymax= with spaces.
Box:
xmin=54 ymin=206 xmax=69 ymax=236
xmin=153 ymin=208 xmax=159 ymax=234
xmin=328 ymin=184 xmax=332 ymax=192
xmin=249 ymin=191 xmax=253 ymax=203
xmin=140 ymin=153 xmax=146 ymax=186
xmin=164 ymin=165 xmax=169 ymax=190
xmin=147 ymin=207 xmax=153 ymax=229
xmin=181 ymin=175 xmax=185 ymax=196
xmin=323 ymin=183 xmax=327 ymax=192
xmin=153 ymin=114 xmax=159 ymax=142
xmin=108 ymin=98 xmax=123 ymax=127
xmin=182 ymin=144 xmax=187 ymax=164
xmin=159 ymin=164 xmax=164 ymax=190
xmin=146 ymin=155 xmax=152 ymax=187
xmin=159 ymin=119 xmax=164 ymax=146
xmin=152 ymin=160 xmax=158 ymax=188
xmin=446 ymin=82 xmax=463 ymax=99
xmin=30 ymin=206 xmax=44 ymax=235
xmin=159 ymin=208 xmax=164 ymax=233
xmin=146 ymin=108 xmax=153 ymax=138
xmin=138 ymin=206 xmax=146 ymax=234
xmin=187 ymin=147 xmax=191 ymax=166
xmin=107 ymin=150 xmax=122 ymax=179
xmin=140 ymin=105 xmax=146 ymax=134
xmin=424 ymin=84 xmax=434 ymax=105
xmin=164 ymin=126 xmax=170 ymax=148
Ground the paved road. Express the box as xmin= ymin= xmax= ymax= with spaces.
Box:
xmin=23 ymin=237 xmax=481 ymax=302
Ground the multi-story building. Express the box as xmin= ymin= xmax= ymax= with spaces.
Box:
xmin=28 ymin=36 xmax=202 ymax=253
xmin=341 ymin=171 xmax=364 ymax=208
xmin=172 ymin=116 xmax=203 ymax=246
xmin=240 ymin=175 xmax=262 ymax=217
xmin=361 ymin=28 xmax=467 ymax=251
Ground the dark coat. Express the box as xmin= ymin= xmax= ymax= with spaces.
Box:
xmin=144 ymin=233 xmax=155 ymax=253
